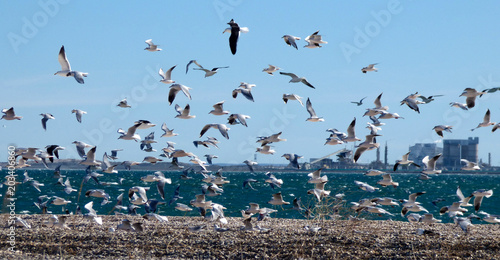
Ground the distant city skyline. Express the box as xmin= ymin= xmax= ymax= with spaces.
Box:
xmin=1 ymin=2 xmax=500 ymax=168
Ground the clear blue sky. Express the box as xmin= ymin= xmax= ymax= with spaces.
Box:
xmin=1 ymin=1 xmax=500 ymax=166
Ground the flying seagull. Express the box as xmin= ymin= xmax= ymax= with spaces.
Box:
xmin=305 ymin=98 xmax=324 ymax=122
xmin=117 ymin=98 xmax=131 ymax=108
xmin=71 ymin=109 xmax=86 ymax=123
xmin=282 ymin=35 xmax=301 ymax=49
xmin=40 ymin=113 xmax=55 ymax=131
xmin=279 ymin=72 xmax=315 ymax=89
xmin=433 ymin=125 xmax=453 ymax=138
xmin=460 ymin=88 xmax=485 ymax=108
xmin=351 ymin=97 xmax=367 ymax=106
xmin=226 ymin=19 xmax=246 ymax=55
xmin=263 ymin=65 xmax=281 ymax=75
xmin=194 ymin=66 xmax=229 ymax=78
xmin=200 ymin=124 xmax=230 ymax=139
xmin=304 ymin=30 xmax=327 ymax=48
xmin=1 ymin=107 xmax=22 ymax=120
xmin=144 ymin=39 xmax=161 ymax=51
xmin=394 ymin=152 xmax=420 ymax=171
xmin=361 ymin=63 xmax=378 ymax=73
xmin=168 ymin=84 xmax=192 ymax=105
xmin=54 ymin=45 xmax=88 ymax=84
xmin=471 ymin=109 xmax=495 ymax=131
xmin=283 ymin=94 xmax=304 ymax=106
xmin=185 ymin=60 xmax=202 ymax=74
xmin=159 ymin=65 xmax=176 ymax=84
xmin=174 ymin=104 xmax=196 ymax=119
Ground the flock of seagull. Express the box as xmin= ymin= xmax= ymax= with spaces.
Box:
xmin=4 ymin=18 xmax=500 ymax=234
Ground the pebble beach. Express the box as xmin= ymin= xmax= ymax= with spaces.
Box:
xmin=1 ymin=214 xmax=499 ymax=259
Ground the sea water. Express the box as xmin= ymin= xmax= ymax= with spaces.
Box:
xmin=2 ymin=169 xmax=499 ymax=223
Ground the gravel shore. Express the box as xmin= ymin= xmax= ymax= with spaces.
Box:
xmin=1 ymin=214 xmax=499 ymax=259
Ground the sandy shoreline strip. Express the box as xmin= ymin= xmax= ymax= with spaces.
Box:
xmin=1 ymin=214 xmax=499 ymax=259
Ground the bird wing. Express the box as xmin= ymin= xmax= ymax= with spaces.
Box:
xmin=240 ymin=89 xmax=254 ymax=102
xmin=229 ymin=27 xmax=239 ymax=55
xmin=483 ymin=109 xmax=491 ymax=123
xmin=168 ymin=87 xmax=180 ymax=105
xmin=301 ymin=78 xmax=315 ymax=89
xmin=58 ymin=46 xmax=71 ymax=71
xmin=182 ymin=104 xmax=191 ymax=116
xmin=41 ymin=117 xmax=48 ymax=130
xmin=85 ymin=146 xmax=97 ymax=161
xmin=279 ymin=72 xmax=298 ymax=79
xmin=165 ymin=65 xmax=176 ymax=80
xmin=179 ymin=85 xmax=192 ymax=100
xmin=200 ymin=124 xmax=212 ymax=138
xmin=353 ymin=147 xmax=368 ymax=163
xmin=158 ymin=68 xmax=166 ymax=80
xmin=347 ymin=118 xmax=357 ymax=137
xmin=84 ymin=201 xmax=96 ymax=215
xmin=374 ymin=93 xmax=383 ymax=108
xmin=126 ymin=124 xmax=139 ymax=136
xmin=102 ymin=152 xmax=111 ymax=168
xmin=236 ymin=114 xmax=249 ymax=127
xmin=306 ymin=98 xmax=317 ymax=117
xmin=75 ymin=111 xmax=83 ymax=123
xmin=466 ymin=96 xmax=476 ymax=108
xmin=217 ymin=124 xmax=229 ymax=139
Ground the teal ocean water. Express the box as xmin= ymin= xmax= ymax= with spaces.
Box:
xmin=3 ymin=169 xmax=500 ymax=223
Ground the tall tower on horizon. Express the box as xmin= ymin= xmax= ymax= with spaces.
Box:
xmin=384 ymin=142 xmax=388 ymax=169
